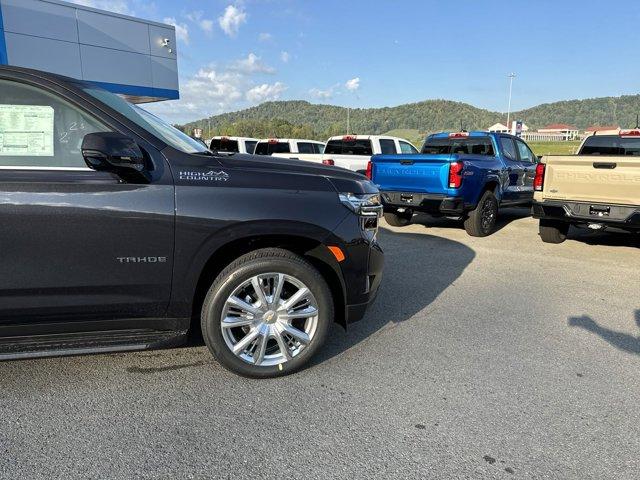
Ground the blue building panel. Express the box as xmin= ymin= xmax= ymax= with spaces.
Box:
xmin=0 ymin=0 xmax=179 ymax=103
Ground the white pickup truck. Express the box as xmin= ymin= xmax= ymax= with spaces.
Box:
xmin=209 ymin=136 xmax=259 ymax=154
xmin=321 ymin=135 xmax=419 ymax=174
xmin=254 ymin=138 xmax=326 ymax=162
xmin=270 ymin=134 xmax=419 ymax=174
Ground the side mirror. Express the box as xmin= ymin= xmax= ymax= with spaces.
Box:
xmin=82 ymin=132 xmax=147 ymax=178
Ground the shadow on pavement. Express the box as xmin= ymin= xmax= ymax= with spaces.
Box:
xmin=311 ymin=226 xmax=475 ymax=366
xmin=566 ymin=227 xmax=640 ymax=248
xmin=410 ymin=206 xmax=531 ymax=234
xmin=568 ymin=310 xmax=640 ymax=355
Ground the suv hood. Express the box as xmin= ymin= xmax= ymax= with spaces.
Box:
xmin=218 ymin=153 xmax=378 ymax=193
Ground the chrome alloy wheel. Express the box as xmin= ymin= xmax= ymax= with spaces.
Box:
xmin=220 ymin=273 xmax=319 ymax=366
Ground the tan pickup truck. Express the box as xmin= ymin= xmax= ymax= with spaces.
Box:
xmin=532 ymin=131 xmax=640 ymax=243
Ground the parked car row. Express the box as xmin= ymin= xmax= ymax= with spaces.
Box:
xmin=207 ymin=134 xmax=419 ymax=175
xmin=1 ymin=65 xmax=637 ymax=380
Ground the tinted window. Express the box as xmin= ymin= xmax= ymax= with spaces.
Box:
xmin=312 ymin=143 xmax=325 ymax=154
xmin=379 ymin=139 xmax=397 ymax=154
xmin=83 ymin=86 xmax=208 ymax=154
xmin=297 ymin=142 xmax=315 ymax=154
xmin=580 ymin=135 xmax=640 ymax=156
xmin=515 ymin=140 xmax=536 ymax=163
xmin=500 ymin=137 xmax=518 ymax=160
xmin=399 ymin=141 xmax=418 ymax=154
xmin=0 ymin=79 xmax=108 ymax=168
xmin=421 ymin=137 xmax=495 ymax=156
xmin=245 ymin=140 xmax=257 ymax=154
xmin=210 ymin=138 xmax=239 ymax=153
xmin=325 ymin=139 xmax=373 ymax=156
xmin=254 ymin=141 xmax=291 ymax=155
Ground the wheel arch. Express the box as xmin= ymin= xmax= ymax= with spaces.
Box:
xmin=184 ymin=231 xmax=348 ymax=338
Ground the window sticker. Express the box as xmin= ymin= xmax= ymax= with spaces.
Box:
xmin=0 ymin=105 xmax=54 ymax=156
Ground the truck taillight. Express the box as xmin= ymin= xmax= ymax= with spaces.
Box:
xmin=322 ymin=159 xmax=335 ymax=166
xmin=366 ymin=161 xmax=372 ymax=179
xmin=534 ymin=163 xmax=546 ymax=191
xmin=448 ymin=161 xmax=464 ymax=188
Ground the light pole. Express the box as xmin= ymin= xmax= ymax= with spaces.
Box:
xmin=506 ymin=73 xmax=516 ymax=131
xmin=347 ymin=107 xmax=350 ymax=134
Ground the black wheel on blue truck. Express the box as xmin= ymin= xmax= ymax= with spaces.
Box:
xmin=538 ymin=219 xmax=569 ymax=244
xmin=384 ymin=210 xmax=413 ymax=227
xmin=464 ymin=190 xmax=498 ymax=237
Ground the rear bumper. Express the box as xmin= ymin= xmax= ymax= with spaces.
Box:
xmin=532 ymin=200 xmax=640 ymax=230
xmin=380 ymin=191 xmax=466 ymax=215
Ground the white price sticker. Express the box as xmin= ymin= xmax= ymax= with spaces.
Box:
xmin=0 ymin=105 xmax=54 ymax=156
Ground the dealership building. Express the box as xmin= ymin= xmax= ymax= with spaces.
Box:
xmin=0 ymin=0 xmax=179 ymax=103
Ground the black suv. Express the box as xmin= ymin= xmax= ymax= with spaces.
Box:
xmin=0 ymin=66 xmax=383 ymax=377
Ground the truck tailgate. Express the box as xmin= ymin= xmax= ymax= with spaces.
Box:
xmin=542 ymin=155 xmax=640 ymax=205
xmin=372 ymin=154 xmax=451 ymax=193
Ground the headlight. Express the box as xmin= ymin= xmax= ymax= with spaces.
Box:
xmin=338 ymin=193 xmax=383 ymax=217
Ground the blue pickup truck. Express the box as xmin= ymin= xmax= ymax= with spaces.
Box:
xmin=370 ymin=131 xmax=538 ymax=236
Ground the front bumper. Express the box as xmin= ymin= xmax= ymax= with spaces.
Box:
xmin=532 ymin=200 xmax=640 ymax=230
xmin=325 ymin=211 xmax=385 ymax=325
xmin=380 ymin=191 xmax=466 ymax=215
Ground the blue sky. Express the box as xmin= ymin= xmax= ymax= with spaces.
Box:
xmin=74 ymin=0 xmax=640 ymax=124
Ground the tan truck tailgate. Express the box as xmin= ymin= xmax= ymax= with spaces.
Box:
xmin=540 ymin=155 xmax=640 ymax=206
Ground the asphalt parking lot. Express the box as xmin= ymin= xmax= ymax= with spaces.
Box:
xmin=1 ymin=209 xmax=639 ymax=479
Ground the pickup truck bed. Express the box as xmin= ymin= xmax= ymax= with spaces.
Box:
xmin=533 ymin=154 xmax=640 ymax=242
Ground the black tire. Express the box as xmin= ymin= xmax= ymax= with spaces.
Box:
xmin=201 ymin=248 xmax=333 ymax=378
xmin=464 ymin=190 xmax=498 ymax=237
xmin=539 ymin=220 xmax=569 ymax=244
xmin=384 ymin=211 xmax=412 ymax=227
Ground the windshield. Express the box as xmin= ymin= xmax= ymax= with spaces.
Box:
xmin=82 ymin=86 xmax=209 ymax=154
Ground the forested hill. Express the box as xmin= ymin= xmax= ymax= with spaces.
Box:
xmin=180 ymin=95 xmax=640 ymax=143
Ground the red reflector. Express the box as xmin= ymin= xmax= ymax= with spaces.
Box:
xmin=322 ymin=159 xmax=335 ymax=166
xmin=342 ymin=135 xmax=356 ymax=142
xmin=619 ymin=129 xmax=640 ymax=137
xmin=448 ymin=161 xmax=464 ymax=188
xmin=268 ymin=138 xmax=279 ymax=144
xmin=534 ymin=163 xmax=546 ymax=191
xmin=366 ymin=160 xmax=372 ymax=179
xmin=449 ymin=132 xmax=469 ymax=138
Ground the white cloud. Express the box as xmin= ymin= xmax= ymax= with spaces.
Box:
xmin=309 ymin=87 xmax=334 ymax=100
xmin=218 ymin=5 xmax=247 ymax=37
xmin=70 ymin=0 xmax=134 ymax=15
xmin=280 ymin=51 xmax=290 ymax=63
xmin=163 ymin=17 xmax=189 ymax=44
xmin=246 ymin=82 xmax=287 ymax=103
xmin=230 ymin=53 xmax=275 ymax=74
xmin=345 ymin=77 xmax=360 ymax=91
xmin=259 ymin=32 xmax=273 ymax=42
xmin=185 ymin=11 xmax=214 ymax=35
xmin=144 ymin=54 xmax=287 ymax=123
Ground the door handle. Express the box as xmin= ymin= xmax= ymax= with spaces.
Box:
xmin=593 ymin=162 xmax=617 ymax=169
xmin=400 ymin=159 xmax=414 ymax=165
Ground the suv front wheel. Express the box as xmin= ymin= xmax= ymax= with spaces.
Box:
xmin=201 ymin=248 xmax=333 ymax=378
